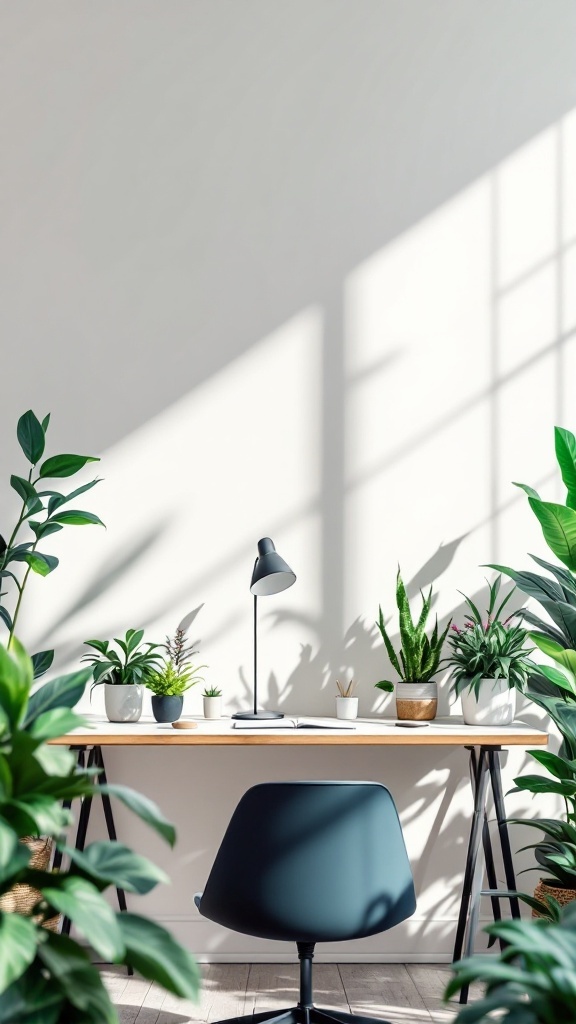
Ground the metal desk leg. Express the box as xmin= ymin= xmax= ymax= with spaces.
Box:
xmin=489 ymin=749 xmax=520 ymax=919
xmin=452 ymin=747 xmax=490 ymax=968
xmin=61 ymin=746 xmax=133 ymax=975
xmin=469 ymin=748 xmax=503 ymax=944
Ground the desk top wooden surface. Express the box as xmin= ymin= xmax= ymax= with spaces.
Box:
xmin=50 ymin=714 xmax=548 ymax=747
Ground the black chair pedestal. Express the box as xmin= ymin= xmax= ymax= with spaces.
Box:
xmin=208 ymin=943 xmax=396 ymax=1024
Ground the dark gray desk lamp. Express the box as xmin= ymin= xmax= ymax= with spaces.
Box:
xmin=232 ymin=537 xmax=296 ymax=720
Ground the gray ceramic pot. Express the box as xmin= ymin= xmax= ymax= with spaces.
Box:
xmin=152 ymin=695 xmax=184 ymax=723
xmin=104 ymin=683 xmax=143 ymax=723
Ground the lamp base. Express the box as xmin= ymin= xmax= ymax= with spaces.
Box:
xmin=231 ymin=711 xmax=284 ymax=720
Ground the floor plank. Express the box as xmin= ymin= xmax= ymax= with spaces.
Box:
xmin=102 ymin=963 xmax=482 ymax=1023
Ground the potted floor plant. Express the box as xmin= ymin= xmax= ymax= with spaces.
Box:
xmin=83 ymin=629 xmax=163 ymax=722
xmin=335 ymin=678 xmax=359 ymax=720
xmin=447 ymin=576 xmax=532 ymax=726
xmin=0 ymin=638 xmax=199 ymax=1023
xmin=374 ymin=569 xmax=451 ymax=720
xmin=446 ymin=902 xmax=576 ymax=1021
xmin=146 ymin=626 xmax=206 ymax=723
xmin=508 ymin=698 xmax=576 ymax=915
xmin=202 ymin=685 xmax=222 ymax=720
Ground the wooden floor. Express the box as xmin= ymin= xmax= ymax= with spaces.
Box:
xmin=102 ymin=963 xmax=482 ymax=1024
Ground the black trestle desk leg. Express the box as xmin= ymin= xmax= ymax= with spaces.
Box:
xmin=469 ymin=748 xmax=503 ymax=948
xmin=453 ymin=745 xmax=490 ymax=1005
xmin=489 ymin=749 xmax=520 ymax=919
xmin=61 ymin=747 xmax=96 ymax=936
xmin=53 ymin=747 xmax=86 ymax=874
xmin=94 ymin=745 xmax=133 ymax=976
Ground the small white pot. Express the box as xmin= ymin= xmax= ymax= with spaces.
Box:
xmin=396 ymin=681 xmax=438 ymax=721
xmin=104 ymin=683 xmax=143 ymax=723
xmin=336 ymin=696 xmax=359 ymax=720
xmin=460 ymin=678 xmax=516 ymax=726
xmin=203 ymin=696 xmax=222 ymax=720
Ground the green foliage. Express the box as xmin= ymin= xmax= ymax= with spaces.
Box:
xmin=83 ymin=629 xmax=163 ymax=689
xmin=0 ymin=639 xmax=199 ymax=1022
xmin=447 ymin=576 xmax=532 ymax=698
xmin=202 ymin=685 xmax=222 ymax=697
xmin=374 ymin=569 xmax=451 ymax=690
xmin=0 ymin=411 xmax=103 ymax=671
xmin=446 ymin=903 xmax=576 ymax=1022
xmin=145 ymin=661 xmax=204 ymax=697
xmin=146 ymin=625 xmax=207 ymax=696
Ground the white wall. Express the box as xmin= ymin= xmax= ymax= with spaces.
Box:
xmin=1 ymin=0 xmax=576 ymax=960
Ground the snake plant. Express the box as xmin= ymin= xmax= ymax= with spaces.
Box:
xmin=374 ymin=569 xmax=451 ymax=692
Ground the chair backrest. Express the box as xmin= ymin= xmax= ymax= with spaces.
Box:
xmin=198 ymin=781 xmax=416 ymax=943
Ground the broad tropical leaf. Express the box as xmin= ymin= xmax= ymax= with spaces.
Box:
xmin=117 ymin=913 xmax=200 ymax=999
xmin=555 ymin=426 xmax=576 ymax=509
xmin=17 ymin=411 xmax=45 ymax=465
xmin=98 ymin=784 xmax=176 ymax=846
xmin=24 ymin=668 xmax=91 ymax=726
xmin=64 ymin=840 xmax=169 ymax=894
xmin=40 ymin=876 xmax=125 ymax=961
xmin=38 ymin=454 xmax=99 ymax=479
xmin=0 ymin=914 xmax=39 ymax=991
xmin=528 ymin=498 xmax=576 ymax=570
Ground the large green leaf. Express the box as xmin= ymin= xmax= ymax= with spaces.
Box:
xmin=38 ymin=454 xmax=99 ymax=479
xmin=6 ymin=794 xmax=72 ymax=835
xmin=0 ymin=639 xmax=32 ymax=728
xmin=40 ymin=876 xmax=125 ymax=961
xmin=0 ymin=968 xmax=63 ymax=1024
xmin=10 ymin=475 xmax=37 ymax=503
xmin=46 ymin=478 xmax=101 ymax=513
xmin=65 ymin=840 xmax=168 ymax=894
xmin=0 ymin=913 xmax=39 ymax=991
xmin=528 ymin=498 xmax=576 ymax=570
xmin=31 ymin=650 xmax=54 ymax=679
xmin=38 ymin=934 xmax=117 ymax=1024
xmin=49 ymin=510 xmax=104 ymax=528
xmin=23 ymin=551 xmax=59 ymax=577
xmin=99 ymin=784 xmax=176 ymax=846
xmin=28 ymin=707 xmax=87 ymax=742
xmin=530 ymin=633 xmax=576 ymax=675
xmin=117 ymin=913 xmax=200 ymax=999
xmin=555 ymin=426 xmax=576 ymax=509
xmin=24 ymin=668 xmax=91 ymax=726
xmin=17 ymin=411 xmax=45 ymax=465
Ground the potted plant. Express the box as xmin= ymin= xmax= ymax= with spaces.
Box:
xmin=0 ymin=409 xmax=104 ymax=678
xmin=202 ymin=685 xmax=222 ymax=720
xmin=83 ymin=628 xmax=163 ymax=722
xmin=146 ymin=626 xmax=206 ymax=723
xmin=446 ymin=902 xmax=576 ymax=1021
xmin=0 ymin=638 xmax=199 ymax=1022
xmin=335 ymin=678 xmax=358 ymax=720
xmin=374 ymin=569 xmax=451 ymax=720
xmin=447 ymin=576 xmax=532 ymax=726
xmin=508 ymin=699 xmax=576 ymax=914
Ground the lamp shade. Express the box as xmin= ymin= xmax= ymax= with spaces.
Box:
xmin=250 ymin=538 xmax=296 ymax=596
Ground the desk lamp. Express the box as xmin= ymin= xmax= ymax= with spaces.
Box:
xmin=232 ymin=537 xmax=296 ymax=720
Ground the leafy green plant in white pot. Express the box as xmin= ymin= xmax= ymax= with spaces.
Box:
xmin=374 ymin=569 xmax=451 ymax=720
xmin=83 ymin=629 xmax=163 ymax=723
xmin=202 ymin=685 xmax=222 ymax=720
xmin=447 ymin=576 xmax=532 ymax=726
xmin=146 ymin=626 xmax=206 ymax=723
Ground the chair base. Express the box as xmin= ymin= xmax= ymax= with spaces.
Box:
xmin=211 ymin=1007 xmax=396 ymax=1024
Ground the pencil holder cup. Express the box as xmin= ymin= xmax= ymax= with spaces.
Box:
xmin=336 ymin=696 xmax=359 ymax=720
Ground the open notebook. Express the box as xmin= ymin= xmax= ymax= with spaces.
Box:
xmin=232 ymin=717 xmax=356 ymax=730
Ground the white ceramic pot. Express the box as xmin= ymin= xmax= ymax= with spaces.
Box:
xmin=203 ymin=696 xmax=222 ymax=720
xmin=336 ymin=696 xmax=359 ymax=720
xmin=104 ymin=683 xmax=143 ymax=723
xmin=460 ymin=678 xmax=516 ymax=726
xmin=396 ymin=681 xmax=438 ymax=721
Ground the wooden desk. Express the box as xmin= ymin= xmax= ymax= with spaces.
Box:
xmin=53 ymin=714 xmax=547 ymax=991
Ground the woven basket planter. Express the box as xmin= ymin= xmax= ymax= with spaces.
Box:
xmin=532 ymin=878 xmax=576 ymax=918
xmin=0 ymin=836 xmax=60 ymax=931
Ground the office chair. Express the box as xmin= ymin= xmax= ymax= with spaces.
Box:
xmin=195 ymin=781 xmax=416 ymax=1024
